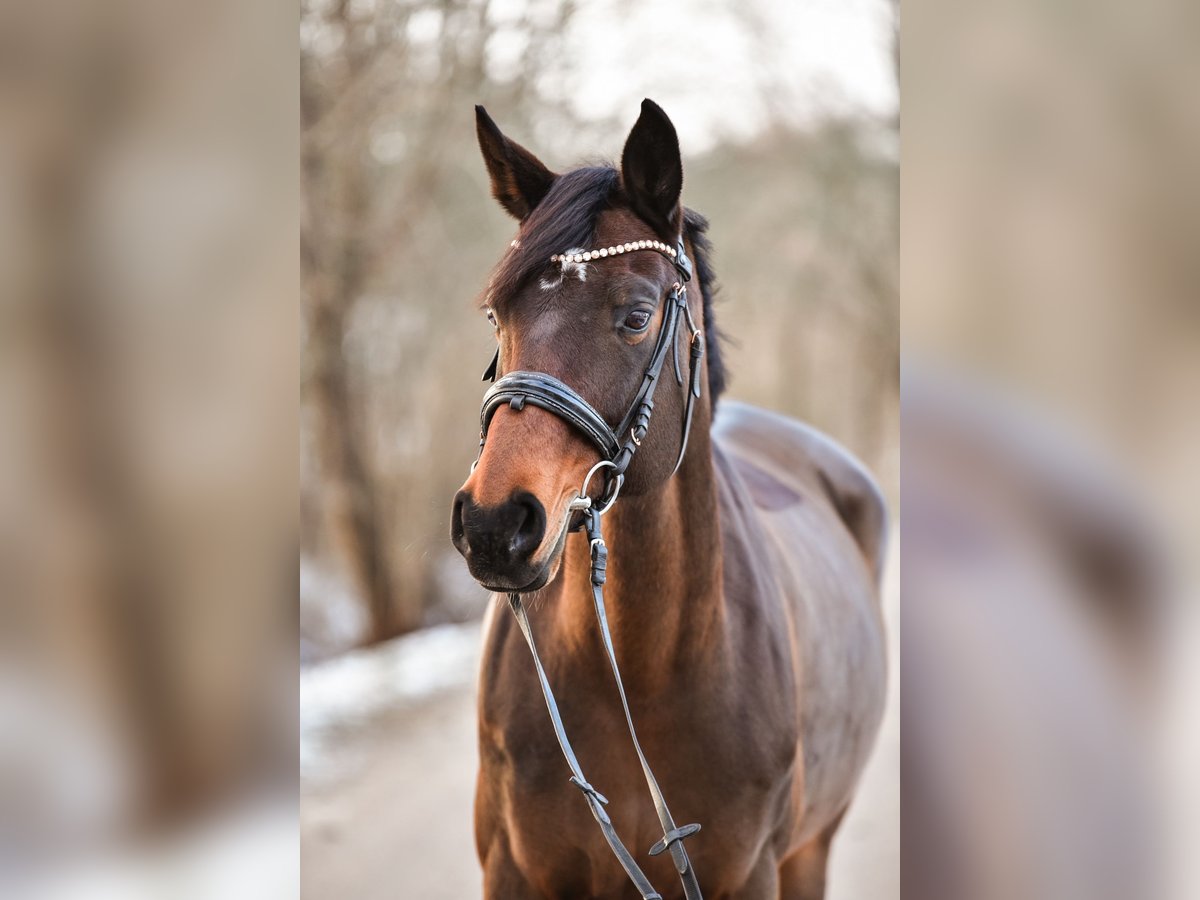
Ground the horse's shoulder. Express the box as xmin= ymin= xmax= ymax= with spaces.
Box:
xmin=712 ymin=401 xmax=888 ymax=582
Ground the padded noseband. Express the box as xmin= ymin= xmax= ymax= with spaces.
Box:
xmin=481 ymin=372 xmax=622 ymax=461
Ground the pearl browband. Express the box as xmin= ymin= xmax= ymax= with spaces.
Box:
xmin=549 ymin=239 xmax=678 ymax=265
xmin=505 ymin=235 xmax=692 ymax=281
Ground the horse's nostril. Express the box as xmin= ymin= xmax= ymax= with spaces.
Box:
xmin=451 ymin=491 xmax=469 ymax=550
xmin=509 ymin=491 xmax=546 ymax=559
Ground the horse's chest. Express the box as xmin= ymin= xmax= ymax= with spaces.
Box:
xmin=481 ymin=675 xmax=794 ymax=896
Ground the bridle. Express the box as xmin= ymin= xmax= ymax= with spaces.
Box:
xmin=471 ymin=235 xmax=706 ymax=900
xmin=478 ymin=237 xmax=704 ymax=496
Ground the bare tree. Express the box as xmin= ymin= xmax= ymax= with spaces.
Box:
xmin=301 ymin=0 xmax=579 ymax=642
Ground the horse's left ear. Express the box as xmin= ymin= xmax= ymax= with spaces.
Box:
xmin=476 ymin=105 xmax=557 ymax=220
xmin=621 ymin=99 xmax=684 ymax=240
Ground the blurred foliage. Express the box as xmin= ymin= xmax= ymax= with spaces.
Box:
xmin=300 ymin=0 xmax=898 ymax=653
xmin=689 ymin=123 xmax=898 ymax=464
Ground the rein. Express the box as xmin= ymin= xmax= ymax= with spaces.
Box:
xmin=473 ymin=238 xmax=705 ymax=900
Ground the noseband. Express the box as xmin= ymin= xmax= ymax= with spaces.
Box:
xmin=471 ymin=237 xmax=706 ymax=900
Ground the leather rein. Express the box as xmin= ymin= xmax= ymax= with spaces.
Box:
xmin=472 ymin=236 xmax=706 ymax=900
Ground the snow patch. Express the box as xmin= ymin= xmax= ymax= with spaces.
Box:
xmin=300 ymin=621 xmax=482 ymax=784
xmin=300 ymin=558 xmax=368 ymax=663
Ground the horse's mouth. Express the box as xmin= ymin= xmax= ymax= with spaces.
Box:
xmin=480 ymin=569 xmax=548 ymax=595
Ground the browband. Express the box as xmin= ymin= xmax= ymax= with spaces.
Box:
xmin=550 ymin=237 xmax=693 ymax=283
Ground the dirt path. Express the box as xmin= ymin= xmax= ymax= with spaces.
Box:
xmin=302 ymin=562 xmax=898 ymax=898
xmin=303 ymin=689 xmax=483 ymax=899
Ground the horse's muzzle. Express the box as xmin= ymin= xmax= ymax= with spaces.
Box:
xmin=451 ymin=489 xmax=549 ymax=591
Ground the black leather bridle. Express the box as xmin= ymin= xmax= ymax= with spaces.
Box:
xmin=472 ymin=237 xmax=706 ymax=900
xmin=479 ymin=238 xmax=703 ymax=500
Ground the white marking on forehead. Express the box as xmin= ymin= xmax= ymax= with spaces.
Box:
xmin=540 ymin=247 xmax=589 ymax=291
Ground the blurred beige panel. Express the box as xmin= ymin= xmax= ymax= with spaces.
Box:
xmin=903 ymin=1 xmax=1198 ymax=898
xmin=0 ymin=0 xmax=296 ymax=882
xmin=904 ymin=0 xmax=1200 ymax=519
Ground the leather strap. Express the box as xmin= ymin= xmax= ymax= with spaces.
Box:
xmin=481 ymin=346 xmax=499 ymax=382
xmin=501 ymin=510 xmax=703 ymax=900
xmin=506 ymin=591 xmax=664 ymax=900
xmin=584 ymin=510 xmax=703 ymax=900
xmin=611 ymin=283 xmax=689 ymax=476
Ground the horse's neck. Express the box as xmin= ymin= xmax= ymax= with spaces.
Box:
xmin=553 ymin=427 xmax=724 ymax=690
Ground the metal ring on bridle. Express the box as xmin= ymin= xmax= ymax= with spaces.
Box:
xmin=575 ymin=458 xmax=623 ymax=516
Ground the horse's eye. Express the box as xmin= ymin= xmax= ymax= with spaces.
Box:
xmin=623 ymin=309 xmax=652 ymax=332
xmin=485 ymin=308 xmax=497 ymax=329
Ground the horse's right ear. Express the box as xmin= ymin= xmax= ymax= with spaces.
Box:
xmin=620 ymin=99 xmax=683 ymax=240
xmin=475 ymin=106 xmax=556 ymax=221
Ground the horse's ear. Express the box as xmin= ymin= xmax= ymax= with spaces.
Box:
xmin=620 ymin=99 xmax=683 ymax=240
xmin=475 ymin=106 xmax=556 ymax=221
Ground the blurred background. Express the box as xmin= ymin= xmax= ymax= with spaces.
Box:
xmin=299 ymin=0 xmax=899 ymax=651
xmin=0 ymin=1 xmax=296 ymax=897
xmin=903 ymin=1 xmax=1199 ymax=899
xmin=299 ymin=0 xmax=898 ymax=897
xmin=3 ymin=0 xmax=1195 ymax=897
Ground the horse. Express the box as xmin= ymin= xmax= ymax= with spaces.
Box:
xmin=451 ymin=99 xmax=888 ymax=899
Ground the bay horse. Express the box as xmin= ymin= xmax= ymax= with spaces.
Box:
xmin=451 ymin=99 xmax=888 ymax=899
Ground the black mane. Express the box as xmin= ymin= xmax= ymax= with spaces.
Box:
xmin=682 ymin=206 xmax=727 ymax=402
xmin=485 ymin=164 xmax=728 ymax=403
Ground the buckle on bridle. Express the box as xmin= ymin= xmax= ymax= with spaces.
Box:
xmin=569 ymin=775 xmax=609 ymax=806
xmin=673 ymin=240 xmax=693 ymax=282
xmin=648 ymin=822 xmax=702 ymax=857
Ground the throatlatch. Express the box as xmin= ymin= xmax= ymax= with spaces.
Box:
xmin=475 ymin=236 xmax=705 ymax=900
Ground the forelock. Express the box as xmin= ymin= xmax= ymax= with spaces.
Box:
xmin=485 ymin=166 xmax=619 ymax=309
